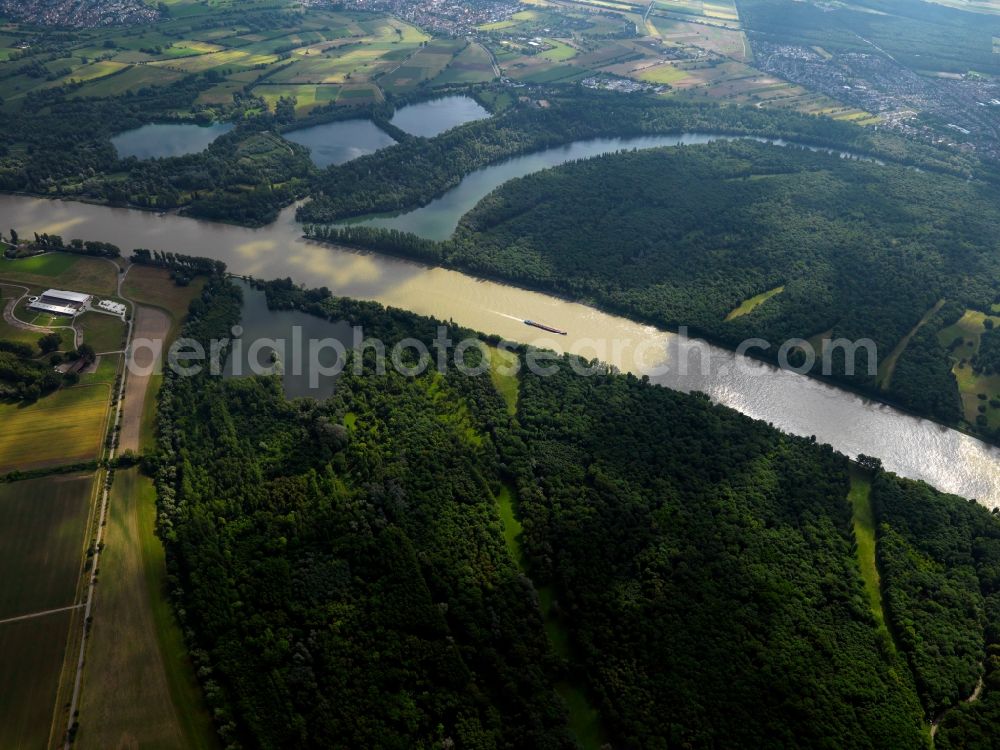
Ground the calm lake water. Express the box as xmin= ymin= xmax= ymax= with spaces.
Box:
xmin=283 ymin=119 xmax=396 ymax=167
xmin=111 ymin=122 xmax=235 ymax=159
xmin=389 ymin=95 xmax=491 ymax=138
xmin=2 ymin=135 xmax=998 ymax=504
xmin=341 ymin=134 xmax=878 ymax=241
xmin=224 ymin=280 xmax=352 ymax=400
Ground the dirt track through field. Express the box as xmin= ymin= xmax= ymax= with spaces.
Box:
xmin=119 ymin=305 xmax=169 ymax=453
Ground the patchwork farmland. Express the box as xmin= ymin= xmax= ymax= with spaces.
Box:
xmin=479 ymin=0 xmax=872 ymax=121
xmin=0 ymin=7 xmax=495 ymax=117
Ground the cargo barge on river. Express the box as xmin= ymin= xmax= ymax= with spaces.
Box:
xmin=524 ymin=319 xmax=567 ymax=335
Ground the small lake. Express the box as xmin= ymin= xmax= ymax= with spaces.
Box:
xmin=339 ymin=134 xmax=879 ymax=241
xmin=111 ymin=122 xmax=234 ymax=160
xmin=283 ymin=119 xmax=396 ymax=168
xmin=224 ymin=279 xmax=352 ymax=400
xmin=389 ymin=95 xmax=491 ymax=138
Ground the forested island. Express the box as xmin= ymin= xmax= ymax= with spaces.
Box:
xmin=298 ymin=90 xmax=982 ymax=225
xmin=307 ymin=139 xmax=1000 ymax=443
xmin=148 ymin=273 xmax=1000 ymax=748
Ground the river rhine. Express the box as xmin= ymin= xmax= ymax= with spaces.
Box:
xmin=2 ymin=137 xmax=997 ymax=504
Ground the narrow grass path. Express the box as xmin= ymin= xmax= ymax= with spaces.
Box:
xmin=849 ymin=468 xmax=942 ymax=746
xmin=847 ymin=467 xmax=889 ymax=634
xmin=496 ymin=486 xmax=608 ymax=750
xmin=724 ymin=284 xmax=785 ymax=321
xmin=877 ymin=298 xmax=946 ymax=390
xmin=488 ymin=349 xmax=608 ymax=749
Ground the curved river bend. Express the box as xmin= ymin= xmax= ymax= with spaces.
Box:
xmin=1 ymin=139 xmax=997 ymax=505
xmin=340 ymin=133 xmax=880 ymax=241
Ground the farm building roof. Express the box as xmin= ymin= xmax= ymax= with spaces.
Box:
xmin=40 ymin=289 xmax=91 ymax=304
xmin=29 ymin=301 xmax=79 ymax=316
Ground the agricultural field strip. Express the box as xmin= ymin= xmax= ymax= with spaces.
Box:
xmin=61 ymin=274 xmax=178 ymax=746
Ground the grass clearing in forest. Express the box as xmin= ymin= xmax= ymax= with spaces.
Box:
xmin=847 ymin=468 xmax=888 ymax=634
xmin=488 ymin=346 xmax=520 ymax=415
xmin=937 ymin=309 xmax=1000 ymax=428
xmin=724 ymin=284 xmax=784 ymax=321
xmin=496 ymin=484 xmax=526 ymax=571
xmin=494 ymin=482 xmax=607 ymax=750
xmin=423 ymin=373 xmax=484 ymax=447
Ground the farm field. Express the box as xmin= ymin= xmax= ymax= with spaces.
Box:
xmin=432 ymin=42 xmax=496 ymax=85
xmin=0 ymin=253 xmax=118 ymax=297
xmin=379 ymin=39 xmax=467 ymax=92
xmin=75 ymin=311 xmax=127 ymax=353
xmin=122 ymin=265 xmax=206 ymax=335
xmin=0 ymin=473 xmax=95 ymax=750
xmin=0 ymin=384 xmax=111 ymax=473
xmin=0 ymin=474 xmax=94 ymax=619
xmin=78 ymin=469 xmax=217 ymax=750
xmin=45 ymin=60 xmax=129 ymax=88
xmin=255 ymin=83 xmax=341 ymax=113
xmin=80 ymin=353 xmax=121 ymax=387
xmin=68 ymin=65 xmax=186 ymax=98
xmin=0 ymin=611 xmax=75 ymax=750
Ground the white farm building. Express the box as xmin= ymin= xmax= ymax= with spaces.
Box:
xmin=28 ymin=289 xmax=91 ymax=317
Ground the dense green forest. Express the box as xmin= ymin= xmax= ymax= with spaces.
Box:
xmin=149 ymin=274 xmax=1000 ymax=748
xmin=501 ymin=361 xmax=926 ymax=749
xmin=886 ymin=301 xmax=966 ymax=423
xmin=152 ymin=278 xmax=576 ymax=749
xmin=311 ymin=139 xmax=1000 ymax=435
xmin=872 ymin=472 xmax=1000 ymax=745
xmin=298 ymin=90 xmax=979 ymax=225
